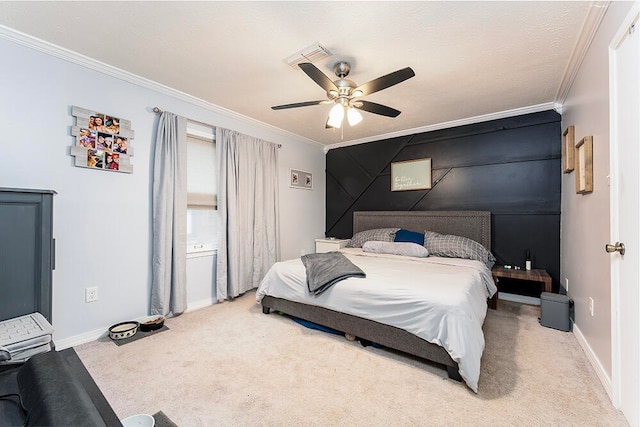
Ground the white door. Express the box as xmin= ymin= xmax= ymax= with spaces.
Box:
xmin=610 ymin=7 xmax=640 ymax=426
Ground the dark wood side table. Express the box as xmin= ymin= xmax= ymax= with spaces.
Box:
xmin=490 ymin=266 xmax=552 ymax=309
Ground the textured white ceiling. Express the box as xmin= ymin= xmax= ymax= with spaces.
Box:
xmin=0 ymin=1 xmax=596 ymax=146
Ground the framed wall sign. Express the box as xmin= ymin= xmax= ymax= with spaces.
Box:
xmin=562 ymin=125 xmax=575 ymax=173
xmin=575 ymin=136 xmax=593 ymax=194
xmin=391 ymin=158 xmax=432 ymax=191
xmin=290 ymin=169 xmax=312 ymax=190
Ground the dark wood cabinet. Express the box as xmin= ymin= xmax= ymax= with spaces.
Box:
xmin=0 ymin=188 xmax=55 ymax=323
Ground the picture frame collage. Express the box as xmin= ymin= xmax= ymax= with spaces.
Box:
xmin=70 ymin=106 xmax=135 ymax=173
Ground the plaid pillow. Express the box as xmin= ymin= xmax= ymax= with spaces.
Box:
xmin=347 ymin=228 xmax=400 ymax=248
xmin=424 ymin=230 xmax=496 ymax=269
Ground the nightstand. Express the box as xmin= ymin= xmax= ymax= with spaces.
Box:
xmin=490 ymin=266 xmax=552 ymax=309
xmin=315 ymin=238 xmax=350 ymax=253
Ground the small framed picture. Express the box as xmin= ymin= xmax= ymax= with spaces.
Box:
xmin=562 ymin=125 xmax=575 ymax=173
xmin=290 ymin=169 xmax=312 ymax=190
xmin=575 ymin=136 xmax=593 ymax=194
xmin=391 ymin=158 xmax=432 ymax=191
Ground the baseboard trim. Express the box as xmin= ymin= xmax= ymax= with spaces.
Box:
xmin=186 ymin=298 xmax=216 ymax=313
xmin=57 ymin=301 xmax=216 ymax=350
xmin=56 ymin=328 xmax=109 ymax=350
xmin=572 ymin=322 xmax=613 ymax=402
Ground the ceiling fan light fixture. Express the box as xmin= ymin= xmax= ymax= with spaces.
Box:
xmin=347 ymin=107 xmax=363 ymax=126
xmin=327 ymin=103 xmax=344 ymax=128
xmin=271 ymin=61 xmax=415 ymax=130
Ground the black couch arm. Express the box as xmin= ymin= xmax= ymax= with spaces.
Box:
xmin=2 ymin=349 xmax=121 ymax=426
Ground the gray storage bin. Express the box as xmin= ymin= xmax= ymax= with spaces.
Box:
xmin=540 ymin=292 xmax=572 ymax=331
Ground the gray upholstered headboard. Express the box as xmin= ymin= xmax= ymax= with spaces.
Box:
xmin=353 ymin=211 xmax=492 ymax=250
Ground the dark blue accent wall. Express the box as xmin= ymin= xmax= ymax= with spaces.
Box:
xmin=326 ymin=110 xmax=562 ymax=292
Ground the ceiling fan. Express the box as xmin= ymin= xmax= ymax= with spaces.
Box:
xmin=271 ymin=61 xmax=415 ymax=129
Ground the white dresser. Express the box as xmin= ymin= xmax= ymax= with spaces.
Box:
xmin=315 ymin=238 xmax=350 ymax=253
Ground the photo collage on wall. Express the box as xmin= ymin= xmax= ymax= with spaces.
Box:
xmin=70 ymin=106 xmax=135 ymax=173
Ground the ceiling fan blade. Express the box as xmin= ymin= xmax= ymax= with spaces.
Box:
xmin=355 ymin=101 xmax=401 ymax=118
xmin=354 ymin=67 xmax=415 ymax=97
xmin=298 ymin=63 xmax=339 ymax=93
xmin=271 ymin=100 xmax=326 ymax=110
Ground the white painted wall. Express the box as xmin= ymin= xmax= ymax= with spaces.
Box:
xmin=560 ymin=1 xmax=634 ymax=386
xmin=278 ymin=143 xmax=327 ymax=260
xmin=0 ymin=33 xmax=325 ymax=347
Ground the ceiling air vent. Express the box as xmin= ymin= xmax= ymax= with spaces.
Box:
xmin=284 ymin=42 xmax=332 ymax=69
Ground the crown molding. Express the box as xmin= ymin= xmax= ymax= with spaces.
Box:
xmin=1 ymin=17 xmax=590 ymax=153
xmin=555 ymin=1 xmax=611 ymax=104
xmin=324 ymin=102 xmax=559 ymax=152
xmin=0 ymin=24 xmax=321 ymax=148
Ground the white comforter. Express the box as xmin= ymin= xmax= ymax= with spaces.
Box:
xmin=255 ymin=248 xmax=497 ymax=392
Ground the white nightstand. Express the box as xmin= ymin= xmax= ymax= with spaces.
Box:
xmin=315 ymin=238 xmax=350 ymax=253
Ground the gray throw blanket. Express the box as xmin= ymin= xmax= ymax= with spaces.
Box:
xmin=301 ymin=251 xmax=366 ymax=295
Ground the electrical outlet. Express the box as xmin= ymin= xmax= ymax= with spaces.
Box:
xmin=85 ymin=287 xmax=98 ymax=303
xmin=589 ymin=297 xmax=594 ymax=316
xmin=565 ymin=278 xmax=569 ymax=292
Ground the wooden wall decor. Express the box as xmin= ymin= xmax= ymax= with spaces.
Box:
xmin=70 ymin=106 xmax=135 ymax=173
xmin=326 ymin=110 xmax=562 ymax=292
xmin=575 ymin=136 xmax=593 ymax=194
xmin=562 ymin=125 xmax=575 ymax=173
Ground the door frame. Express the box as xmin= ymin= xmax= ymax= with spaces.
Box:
xmin=609 ymin=0 xmax=640 ymax=411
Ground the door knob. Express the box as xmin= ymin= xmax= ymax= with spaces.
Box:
xmin=605 ymin=242 xmax=625 ymax=255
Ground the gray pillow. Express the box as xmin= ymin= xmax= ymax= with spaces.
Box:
xmin=362 ymin=241 xmax=430 ymax=258
xmin=424 ymin=230 xmax=496 ymax=269
xmin=347 ymin=228 xmax=400 ymax=248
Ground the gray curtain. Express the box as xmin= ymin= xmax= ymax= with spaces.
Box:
xmin=217 ymin=128 xmax=279 ymax=300
xmin=151 ymin=112 xmax=187 ymax=316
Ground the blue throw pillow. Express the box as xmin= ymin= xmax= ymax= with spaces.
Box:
xmin=394 ymin=229 xmax=425 ymax=246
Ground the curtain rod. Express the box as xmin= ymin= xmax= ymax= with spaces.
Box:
xmin=152 ymin=107 xmax=281 ymax=148
xmin=153 ymin=107 xmax=215 ymax=128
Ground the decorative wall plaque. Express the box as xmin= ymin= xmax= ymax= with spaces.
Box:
xmin=70 ymin=106 xmax=135 ymax=173
xmin=562 ymin=125 xmax=575 ymax=173
xmin=290 ymin=169 xmax=313 ymax=189
xmin=391 ymin=158 xmax=432 ymax=191
xmin=575 ymin=136 xmax=593 ymax=194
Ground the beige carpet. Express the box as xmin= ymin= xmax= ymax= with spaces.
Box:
xmin=75 ymin=294 xmax=628 ymax=426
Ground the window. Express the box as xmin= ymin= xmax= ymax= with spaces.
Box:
xmin=186 ymin=125 xmax=217 ymax=253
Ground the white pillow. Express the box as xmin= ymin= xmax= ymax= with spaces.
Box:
xmin=362 ymin=241 xmax=430 ymax=258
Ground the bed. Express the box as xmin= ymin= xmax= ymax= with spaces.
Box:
xmin=256 ymin=211 xmax=496 ymax=392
